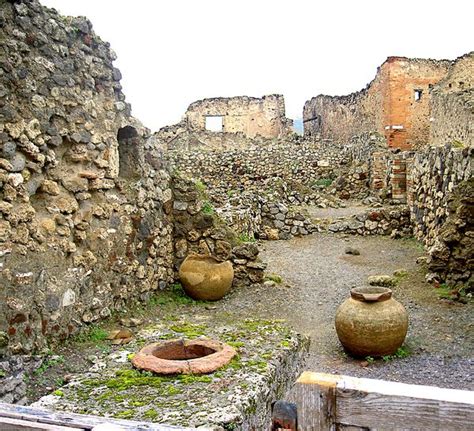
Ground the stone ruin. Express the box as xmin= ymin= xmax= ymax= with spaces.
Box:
xmin=0 ymin=0 xmax=472 ymax=424
xmin=0 ymin=0 xmax=268 ymax=361
xmin=155 ymin=94 xmax=294 ymax=152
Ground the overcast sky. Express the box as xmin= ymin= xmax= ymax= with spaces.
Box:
xmin=41 ymin=0 xmax=473 ymax=132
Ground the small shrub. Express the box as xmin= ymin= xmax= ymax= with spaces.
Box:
xmin=201 ymin=201 xmax=214 ymax=215
xmin=436 ymin=283 xmax=470 ymax=302
xmin=238 ymin=233 xmax=256 ymax=243
xmin=34 ymin=354 xmax=65 ymax=376
xmin=194 ymin=179 xmax=207 ymax=193
xmin=75 ymin=325 xmax=108 ymax=344
xmin=265 ymin=273 xmax=282 ymax=284
xmin=382 ymin=346 xmax=411 ymax=362
xmin=313 ymin=178 xmax=333 ymax=187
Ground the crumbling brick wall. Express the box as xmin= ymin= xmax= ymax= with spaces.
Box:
xmin=304 ymin=56 xmax=451 ymax=150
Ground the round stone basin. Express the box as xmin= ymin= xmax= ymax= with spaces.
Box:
xmin=131 ymin=339 xmax=237 ymax=374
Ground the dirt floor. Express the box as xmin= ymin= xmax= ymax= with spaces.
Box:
xmin=259 ymin=233 xmax=473 ymax=390
xmin=26 ymin=232 xmax=473 ymax=404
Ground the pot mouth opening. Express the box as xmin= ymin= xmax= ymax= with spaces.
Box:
xmin=350 ymin=286 xmax=392 ymax=302
xmin=132 ymin=339 xmax=236 ymax=375
xmin=151 ymin=342 xmax=217 ymax=361
xmin=187 ymin=254 xmax=221 ymax=264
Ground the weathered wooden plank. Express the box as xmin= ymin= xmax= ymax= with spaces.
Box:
xmin=0 ymin=402 xmax=205 ymax=430
xmin=295 ymin=372 xmax=474 ymax=431
xmin=0 ymin=415 xmax=81 ymax=430
xmin=336 ymin=425 xmax=369 ymax=431
xmin=289 ymin=371 xmax=338 ymax=430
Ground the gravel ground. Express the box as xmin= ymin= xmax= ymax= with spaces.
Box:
xmin=220 ymin=233 xmax=473 ymax=390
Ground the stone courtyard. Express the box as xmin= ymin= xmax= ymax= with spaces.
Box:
xmin=0 ymin=0 xmax=472 ymax=430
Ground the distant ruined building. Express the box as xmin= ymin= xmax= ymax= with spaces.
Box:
xmin=304 ymin=53 xmax=474 ymax=149
xmin=155 ymin=95 xmax=295 ymax=151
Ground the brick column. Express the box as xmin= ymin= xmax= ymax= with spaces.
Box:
xmin=391 ymin=156 xmax=407 ymax=202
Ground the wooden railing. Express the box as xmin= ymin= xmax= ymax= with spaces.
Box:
xmin=272 ymin=372 xmax=474 ymax=430
xmin=0 ymin=402 xmax=205 ymax=431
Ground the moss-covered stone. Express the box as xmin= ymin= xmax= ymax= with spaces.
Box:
xmin=34 ymin=317 xmax=309 ymax=430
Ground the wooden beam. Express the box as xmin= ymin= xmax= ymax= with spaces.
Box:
xmin=0 ymin=402 xmax=205 ymax=430
xmin=291 ymin=372 xmax=474 ymax=431
xmin=0 ymin=415 xmax=81 ymax=430
xmin=289 ymin=372 xmax=339 ymax=430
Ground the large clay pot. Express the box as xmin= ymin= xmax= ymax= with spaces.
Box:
xmin=179 ymin=254 xmax=234 ymax=301
xmin=335 ymin=286 xmax=408 ymax=357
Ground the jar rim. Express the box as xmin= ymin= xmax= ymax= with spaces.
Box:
xmin=350 ymin=286 xmax=392 ymax=302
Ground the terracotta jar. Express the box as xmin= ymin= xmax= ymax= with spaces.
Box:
xmin=335 ymin=286 xmax=408 ymax=357
xmin=179 ymin=254 xmax=234 ymax=301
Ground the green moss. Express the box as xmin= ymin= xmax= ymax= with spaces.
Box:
xmin=246 ymin=359 xmax=267 ymax=370
xmin=194 ymin=179 xmax=207 ymax=194
xmin=143 ymin=408 xmax=159 ymax=420
xmin=452 ymin=140 xmax=465 ymax=148
xmin=53 ymin=389 xmax=64 ymax=397
xmin=312 ymin=178 xmax=333 ymax=187
xmin=178 ymin=374 xmax=212 ymax=384
xmin=227 ymin=341 xmax=245 ymax=349
xmin=83 ymin=369 xmax=166 ymax=391
xmin=224 ymin=354 xmax=242 ymax=371
xmin=241 ymin=319 xmax=285 ymax=333
xmin=114 ymin=409 xmax=135 ymax=419
xmin=169 ymin=322 xmax=207 ymax=338
xmin=280 ymin=340 xmax=290 ymax=348
xmin=148 ymin=283 xmax=208 ymax=307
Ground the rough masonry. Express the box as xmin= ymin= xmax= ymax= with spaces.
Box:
xmin=155 ymin=95 xmax=294 ymax=151
xmin=304 ymin=56 xmax=455 ymax=150
xmin=0 ymin=0 xmax=175 ymax=355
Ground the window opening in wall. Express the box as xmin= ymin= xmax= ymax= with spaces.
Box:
xmin=117 ymin=125 xmax=140 ymax=178
xmin=414 ymin=89 xmax=423 ymax=101
xmin=205 ymin=116 xmax=223 ymax=132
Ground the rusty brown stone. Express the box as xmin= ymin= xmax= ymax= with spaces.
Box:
xmin=132 ymin=339 xmax=236 ymax=375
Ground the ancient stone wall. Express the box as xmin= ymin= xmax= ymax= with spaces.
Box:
xmin=304 ymin=57 xmax=452 ymax=150
xmin=0 ymin=0 xmax=174 ymax=355
xmin=430 ymin=52 xmax=474 ymax=147
xmin=185 ymin=95 xmax=293 ymax=138
xmin=408 ymin=145 xmax=473 ymax=285
xmin=303 ymin=72 xmax=385 ymax=144
xmin=154 ymin=95 xmax=294 ymax=151
xmin=172 ymin=176 xmax=265 ymax=287
xmin=326 ymin=206 xmax=412 ymax=237
xmin=166 ymin=140 xmax=348 ymax=195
